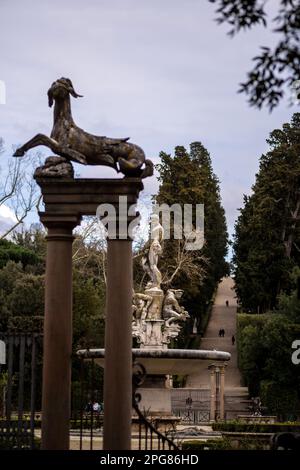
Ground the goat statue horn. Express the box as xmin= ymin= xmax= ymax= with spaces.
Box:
xmin=68 ymin=87 xmax=83 ymax=98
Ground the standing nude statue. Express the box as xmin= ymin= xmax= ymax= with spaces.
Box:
xmin=141 ymin=214 xmax=164 ymax=289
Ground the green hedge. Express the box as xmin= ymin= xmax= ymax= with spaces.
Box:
xmin=0 ymin=439 xmax=41 ymax=450
xmin=182 ymin=438 xmax=232 ymax=450
xmin=0 ymin=418 xmax=42 ymax=428
xmin=212 ymin=420 xmax=300 ymax=433
xmin=237 ymin=313 xmax=269 ymax=331
xmin=236 ymin=313 xmax=270 ymax=373
xmin=260 ymin=381 xmax=299 ymax=421
xmin=70 ymin=418 xmax=103 ymax=429
xmin=236 ymin=313 xmax=300 ymax=409
xmin=0 ymin=418 xmax=103 ymax=431
xmin=181 ymin=437 xmax=265 ymax=450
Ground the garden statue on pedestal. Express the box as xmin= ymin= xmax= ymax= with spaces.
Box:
xmin=13 ymin=77 xmax=153 ymax=179
xmin=12 ymin=77 xmax=152 ymax=450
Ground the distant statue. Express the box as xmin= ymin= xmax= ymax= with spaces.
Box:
xmin=192 ymin=317 xmax=198 ymax=335
xmin=249 ymin=397 xmax=263 ymax=416
xmin=163 ymin=289 xmax=190 ymax=327
xmin=13 ymin=77 xmax=153 ymax=178
xmin=132 ymin=291 xmax=153 ymax=322
xmin=142 ymin=214 xmax=164 ymax=289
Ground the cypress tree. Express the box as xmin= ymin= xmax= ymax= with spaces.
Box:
xmin=233 ymin=113 xmax=300 ymax=312
xmin=156 ymin=142 xmax=228 ymax=329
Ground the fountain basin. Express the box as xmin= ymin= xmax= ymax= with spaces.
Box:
xmin=77 ymin=348 xmax=231 ymax=375
xmin=77 ymin=348 xmax=231 ymax=419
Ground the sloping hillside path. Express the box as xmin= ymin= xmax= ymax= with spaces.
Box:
xmin=186 ymin=277 xmax=241 ymax=388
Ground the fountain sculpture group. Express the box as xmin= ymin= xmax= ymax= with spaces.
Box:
xmin=132 ymin=214 xmax=190 ymax=349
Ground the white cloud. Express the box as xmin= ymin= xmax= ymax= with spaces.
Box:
xmin=0 ymin=204 xmax=17 ymax=237
xmin=0 ymin=204 xmax=17 ymax=222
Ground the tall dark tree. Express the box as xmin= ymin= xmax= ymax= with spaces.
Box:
xmin=233 ymin=113 xmax=300 ymax=312
xmin=156 ymin=142 xmax=228 ymax=331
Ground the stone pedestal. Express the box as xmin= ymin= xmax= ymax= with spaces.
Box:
xmin=36 ymin=176 xmax=143 ymax=450
xmin=138 ymin=387 xmax=172 ymax=415
xmin=135 ymin=375 xmax=180 ymax=432
xmin=141 ymin=320 xmax=165 ymax=350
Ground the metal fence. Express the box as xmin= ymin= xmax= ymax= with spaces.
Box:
xmin=0 ymin=333 xmax=43 ymax=449
xmin=171 ymin=388 xmax=211 ymax=423
xmin=75 ymin=357 xmax=179 ymax=450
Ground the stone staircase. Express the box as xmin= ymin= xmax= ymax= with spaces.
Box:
xmin=183 ymin=277 xmax=249 ymax=420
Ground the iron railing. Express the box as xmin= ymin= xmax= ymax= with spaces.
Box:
xmin=132 ymin=362 xmax=179 ymax=451
xmin=76 ymin=356 xmax=179 ymax=450
xmin=0 ymin=333 xmax=42 ymax=449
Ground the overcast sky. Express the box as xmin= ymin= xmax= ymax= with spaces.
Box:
xmin=0 ymin=0 xmax=295 ymax=240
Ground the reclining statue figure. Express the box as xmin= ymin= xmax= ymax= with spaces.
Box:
xmin=163 ymin=289 xmax=190 ymax=327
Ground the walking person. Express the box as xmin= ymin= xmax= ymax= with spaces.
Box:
xmin=85 ymin=401 xmax=92 ymax=412
xmin=93 ymin=401 xmax=101 ymax=413
xmin=232 ymin=335 xmax=235 ymax=346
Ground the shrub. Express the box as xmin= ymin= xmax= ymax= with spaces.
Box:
xmin=236 ymin=313 xmax=300 ymax=410
xmin=260 ymin=381 xmax=299 ymax=421
xmin=212 ymin=420 xmax=300 ymax=433
xmin=182 ymin=437 xmax=232 ymax=450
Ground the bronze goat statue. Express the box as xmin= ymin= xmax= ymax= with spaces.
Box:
xmin=14 ymin=77 xmax=153 ymax=178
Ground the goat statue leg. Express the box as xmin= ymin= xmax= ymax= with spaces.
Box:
xmin=14 ymin=133 xmax=88 ymax=165
xmin=13 ymin=134 xmax=60 ymax=157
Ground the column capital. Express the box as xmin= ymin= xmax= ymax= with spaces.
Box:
xmin=38 ymin=212 xmax=82 ymax=241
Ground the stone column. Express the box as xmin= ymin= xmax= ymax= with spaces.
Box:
xmin=40 ymin=215 xmax=80 ymax=450
xmin=209 ymin=365 xmax=216 ymax=422
xmin=103 ymin=237 xmax=133 ymax=450
xmin=215 ymin=366 xmax=220 ymax=421
xmin=219 ymin=364 xmax=226 ymax=420
xmin=35 ymin=176 xmax=143 ymax=450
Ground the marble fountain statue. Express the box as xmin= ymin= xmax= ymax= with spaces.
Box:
xmin=77 ymin=213 xmax=230 ymax=422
